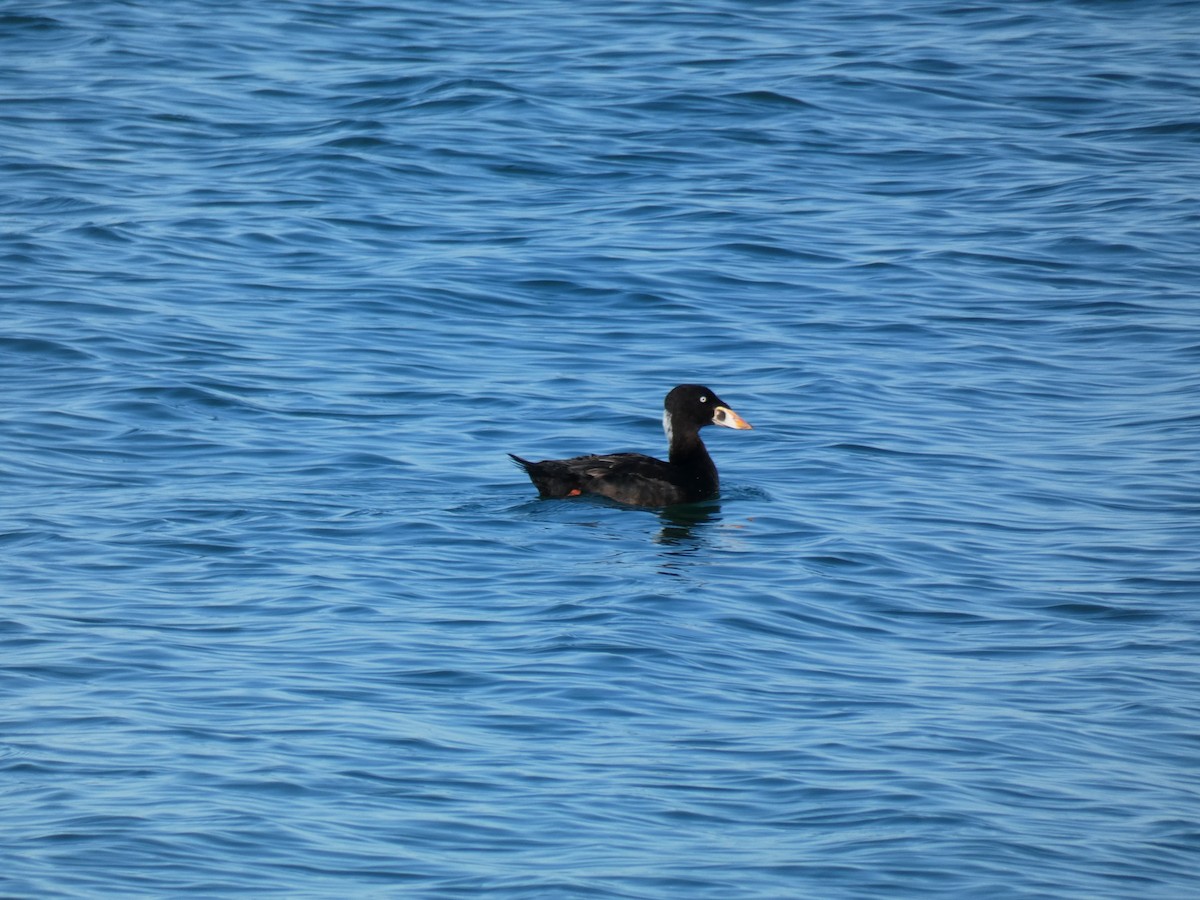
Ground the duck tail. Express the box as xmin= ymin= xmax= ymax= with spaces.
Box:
xmin=508 ymin=454 xmax=583 ymax=498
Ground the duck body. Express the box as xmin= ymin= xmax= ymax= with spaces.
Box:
xmin=510 ymin=384 xmax=752 ymax=508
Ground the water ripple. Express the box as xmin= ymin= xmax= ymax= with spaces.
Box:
xmin=3 ymin=1 xmax=1199 ymax=898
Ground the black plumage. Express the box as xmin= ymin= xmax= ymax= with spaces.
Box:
xmin=510 ymin=384 xmax=752 ymax=507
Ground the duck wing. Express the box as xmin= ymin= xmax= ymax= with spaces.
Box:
xmin=580 ymin=453 xmax=690 ymax=506
xmin=510 ymin=452 xmax=688 ymax=506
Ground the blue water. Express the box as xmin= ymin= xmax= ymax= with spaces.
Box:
xmin=4 ymin=1 xmax=1199 ymax=896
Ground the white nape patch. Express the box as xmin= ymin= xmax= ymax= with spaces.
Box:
xmin=662 ymin=408 xmax=673 ymax=445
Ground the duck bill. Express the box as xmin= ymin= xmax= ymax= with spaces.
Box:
xmin=712 ymin=405 xmax=752 ymax=430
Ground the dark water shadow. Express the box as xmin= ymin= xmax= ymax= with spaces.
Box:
xmin=656 ymin=500 xmax=722 ymax=542
xmin=653 ymin=500 xmax=723 ymax=577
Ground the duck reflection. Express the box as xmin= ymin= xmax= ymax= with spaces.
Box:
xmin=654 ymin=501 xmax=722 ymax=576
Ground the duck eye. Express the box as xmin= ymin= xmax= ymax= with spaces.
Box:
xmin=699 ymin=395 xmax=707 ymax=403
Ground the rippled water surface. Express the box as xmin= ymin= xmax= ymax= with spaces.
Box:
xmin=4 ymin=1 xmax=1200 ymax=897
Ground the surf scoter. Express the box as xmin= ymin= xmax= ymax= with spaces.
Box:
xmin=509 ymin=384 xmax=752 ymax=507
